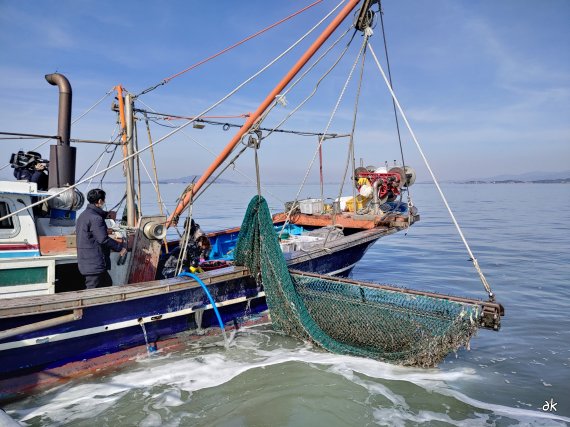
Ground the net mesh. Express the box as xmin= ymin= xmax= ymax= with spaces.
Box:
xmin=235 ymin=195 xmax=480 ymax=367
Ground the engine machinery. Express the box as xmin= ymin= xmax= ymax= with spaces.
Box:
xmin=354 ymin=164 xmax=416 ymax=208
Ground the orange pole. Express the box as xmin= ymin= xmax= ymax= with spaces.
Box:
xmin=166 ymin=0 xmax=362 ymax=227
xmin=115 ymin=85 xmax=129 ymax=160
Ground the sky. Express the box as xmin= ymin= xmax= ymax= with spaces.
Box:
xmin=0 ymin=0 xmax=569 ymax=185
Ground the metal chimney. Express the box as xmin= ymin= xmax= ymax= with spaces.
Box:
xmin=45 ymin=73 xmax=76 ymax=188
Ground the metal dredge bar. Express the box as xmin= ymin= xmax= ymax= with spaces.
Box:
xmin=289 ymin=269 xmax=504 ymax=330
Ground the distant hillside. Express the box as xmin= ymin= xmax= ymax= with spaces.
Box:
xmin=159 ymin=175 xmax=237 ymax=184
xmin=462 ymin=170 xmax=570 ymax=184
xmin=464 ymin=178 xmax=569 ymax=184
xmin=481 ymin=170 xmax=570 ymax=182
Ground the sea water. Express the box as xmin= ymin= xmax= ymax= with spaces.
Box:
xmin=4 ymin=183 xmax=570 ymax=426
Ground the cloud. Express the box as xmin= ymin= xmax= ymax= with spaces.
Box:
xmin=463 ymin=13 xmax=570 ymax=89
xmin=0 ymin=66 xmax=53 ymax=91
xmin=0 ymin=4 xmax=75 ymax=49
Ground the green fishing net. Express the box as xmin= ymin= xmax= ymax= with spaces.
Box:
xmin=235 ymin=195 xmax=480 ymax=367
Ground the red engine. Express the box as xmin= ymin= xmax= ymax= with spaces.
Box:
xmin=354 ymin=165 xmax=415 ymax=204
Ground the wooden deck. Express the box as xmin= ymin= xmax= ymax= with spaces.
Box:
xmin=0 ymin=266 xmax=250 ymax=318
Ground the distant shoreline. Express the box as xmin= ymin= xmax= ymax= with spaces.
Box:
xmin=462 ymin=178 xmax=569 ymax=184
xmin=100 ymin=179 xmax=570 ymax=185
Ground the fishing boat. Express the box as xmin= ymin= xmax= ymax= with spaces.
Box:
xmin=0 ymin=0 xmax=502 ymax=401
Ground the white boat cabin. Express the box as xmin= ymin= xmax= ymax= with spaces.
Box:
xmin=0 ymin=179 xmax=162 ymax=298
xmin=0 ymin=180 xmax=62 ymax=297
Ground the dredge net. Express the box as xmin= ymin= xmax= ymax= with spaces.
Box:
xmin=235 ymin=195 xmax=480 ymax=367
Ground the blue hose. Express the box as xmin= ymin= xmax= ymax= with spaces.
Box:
xmin=178 ymin=272 xmax=226 ymax=337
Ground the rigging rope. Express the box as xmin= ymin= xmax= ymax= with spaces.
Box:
xmin=84 ymin=127 xmax=121 ymax=193
xmin=0 ymin=88 xmax=114 ymax=172
xmin=378 ymin=1 xmax=406 ymax=177
xmin=377 ymin=3 xmax=412 ymax=212
xmin=86 ymin=150 xmax=107 ymax=192
xmin=0 ymin=1 xmax=347 ymax=226
xmin=135 ymin=99 xmax=285 ymax=207
xmin=367 ymin=42 xmax=494 ymax=299
xmin=280 ymin=27 xmax=368 ymax=235
xmin=143 ymin=114 xmax=167 ymax=220
xmin=138 ymin=156 xmax=170 ymax=218
xmin=193 ymin=145 xmax=249 ymax=202
xmin=98 ymin=142 xmax=119 ymax=188
xmin=77 ymin=124 xmax=120 ymax=183
xmin=176 ymin=190 xmax=194 ymax=276
xmin=137 ymin=109 xmax=347 ymax=138
xmin=167 ymin=114 xmax=250 ymax=119
xmin=260 ymin=27 xmax=356 ymax=143
xmin=336 ymin=34 xmax=368 ymax=217
xmin=108 ymin=193 xmax=127 ymax=213
xmin=136 ymin=0 xmax=325 ymax=97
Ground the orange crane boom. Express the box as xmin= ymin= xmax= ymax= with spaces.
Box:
xmin=166 ymin=0 xmax=362 ymax=227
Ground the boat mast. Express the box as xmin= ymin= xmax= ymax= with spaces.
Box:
xmin=125 ymin=93 xmax=137 ymax=227
xmin=116 ymin=86 xmax=137 ymax=227
xmin=166 ymin=0 xmax=363 ymax=227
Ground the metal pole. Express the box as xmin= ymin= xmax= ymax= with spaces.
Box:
xmin=318 ymin=136 xmax=324 ymax=211
xmin=125 ymin=94 xmax=136 ymax=227
xmin=321 ymin=134 xmax=350 ymax=213
xmin=0 ymin=309 xmax=82 ymax=341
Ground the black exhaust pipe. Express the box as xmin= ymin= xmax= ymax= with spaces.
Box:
xmin=45 ymin=73 xmax=76 ymax=188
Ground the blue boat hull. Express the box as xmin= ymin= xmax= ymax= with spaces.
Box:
xmin=0 ymin=278 xmax=262 ymax=379
xmin=0 ymin=232 xmax=381 ymax=390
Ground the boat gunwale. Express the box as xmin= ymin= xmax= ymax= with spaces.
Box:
xmin=0 ymin=266 xmax=250 ymax=318
xmin=0 ymin=224 xmax=403 ymax=318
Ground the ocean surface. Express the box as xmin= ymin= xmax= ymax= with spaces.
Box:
xmin=5 ymin=182 xmax=570 ymax=426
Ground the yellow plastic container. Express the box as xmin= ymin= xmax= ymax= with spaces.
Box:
xmin=345 ymin=195 xmax=371 ymax=212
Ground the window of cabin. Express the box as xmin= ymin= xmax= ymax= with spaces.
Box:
xmin=0 ymin=199 xmax=21 ymax=239
xmin=0 ymin=201 xmax=14 ymax=230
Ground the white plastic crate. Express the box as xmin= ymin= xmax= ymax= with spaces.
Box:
xmin=299 ymin=198 xmax=323 ymax=215
xmin=293 ymin=235 xmax=324 ymax=251
xmin=279 ymin=240 xmax=297 ymax=253
xmin=279 ymin=235 xmax=325 ymax=253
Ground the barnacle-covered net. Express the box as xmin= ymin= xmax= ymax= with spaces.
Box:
xmin=235 ymin=195 xmax=480 ymax=367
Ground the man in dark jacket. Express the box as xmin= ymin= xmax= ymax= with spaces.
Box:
xmin=76 ymin=188 xmax=127 ymax=289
